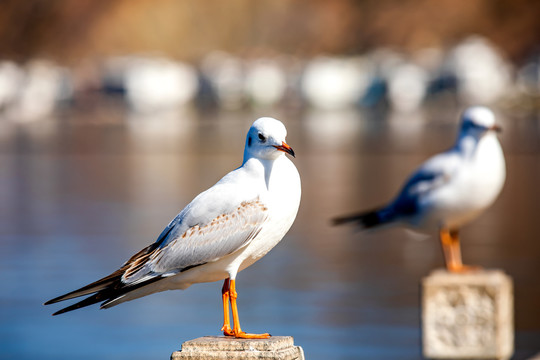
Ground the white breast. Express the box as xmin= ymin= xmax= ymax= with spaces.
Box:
xmin=436 ymin=134 xmax=506 ymax=229
xmin=237 ymin=155 xmax=301 ymax=272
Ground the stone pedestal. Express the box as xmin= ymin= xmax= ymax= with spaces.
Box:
xmin=422 ymin=269 xmax=514 ymax=360
xmin=171 ymin=336 xmax=305 ymax=360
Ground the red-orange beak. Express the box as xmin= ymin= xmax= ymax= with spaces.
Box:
xmin=273 ymin=141 xmax=295 ymax=157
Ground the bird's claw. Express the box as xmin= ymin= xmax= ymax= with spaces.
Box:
xmin=222 ymin=326 xmax=270 ymax=339
xmin=233 ymin=331 xmax=271 ymax=339
xmin=221 ymin=325 xmax=234 ymax=337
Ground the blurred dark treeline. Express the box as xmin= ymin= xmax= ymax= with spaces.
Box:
xmin=1 ymin=0 xmax=540 ymax=65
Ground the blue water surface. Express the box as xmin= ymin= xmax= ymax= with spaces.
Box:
xmin=1 ymin=106 xmax=539 ymax=359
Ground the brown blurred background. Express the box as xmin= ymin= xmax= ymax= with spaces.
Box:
xmin=1 ymin=0 xmax=539 ymax=64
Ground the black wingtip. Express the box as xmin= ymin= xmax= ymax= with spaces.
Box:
xmin=332 ymin=209 xmax=383 ymax=229
xmin=50 ymin=306 xmax=68 ymax=316
xmin=44 ymin=292 xmax=78 ymax=307
xmin=331 ymin=216 xmax=352 ymax=226
xmin=50 ymin=302 xmax=96 ymax=316
xmin=44 ymin=297 xmax=61 ymax=306
xmin=51 ymin=306 xmax=78 ymax=316
xmin=47 ymin=292 xmax=109 ymax=316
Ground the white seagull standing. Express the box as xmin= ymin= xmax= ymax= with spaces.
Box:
xmin=333 ymin=106 xmax=505 ymax=272
xmin=45 ymin=117 xmax=301 ymax=339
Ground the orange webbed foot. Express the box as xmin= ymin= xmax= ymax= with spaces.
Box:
xmin=233 ymin=331 xmax=271 ymax=339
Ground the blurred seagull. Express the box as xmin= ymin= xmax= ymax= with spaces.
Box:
xmin=45 ymin=117 xmax=301 ymax=339
xmin=333 ymin=107 xmax=505 ymax=272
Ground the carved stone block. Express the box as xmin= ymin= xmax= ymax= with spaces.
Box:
xmin=422 ymin=269 xmax=513 ymax=360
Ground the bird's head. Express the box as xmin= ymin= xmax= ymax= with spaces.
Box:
xmin=243 ymin=117 xmax=295 ymax=162
xmin=459 ymin=106 xmax=501 ymax=140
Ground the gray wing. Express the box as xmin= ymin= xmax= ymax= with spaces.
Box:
xmin=44 ymin=167 xmax=270 ymax=314
xmin=332 ymin=149 xmax=463 ymax=228
xmin=121 ymin=196 xmax=269 ymax=284
xmin=44 ymin=196 xmax=269 ymax=315
xmin=391 ymin=150 xmax=461 ymax=215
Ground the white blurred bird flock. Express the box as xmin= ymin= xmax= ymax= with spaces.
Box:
xmin=46 ymin=106 xmax=506 ymax=337
xmin=45 ymin=117 xmax=301 ymax=339
xmin=334 ymin=106 xmax=506 ymax=272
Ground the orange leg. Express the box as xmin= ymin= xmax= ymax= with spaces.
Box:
xmin=221 ymin=278 xmax=234 ymax=336
xmin=439 ymin=228 xmax=479 ymax=273
xmin=227 ymin=279 xmax=270 ymax=339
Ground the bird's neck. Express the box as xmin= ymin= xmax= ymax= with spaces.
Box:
xmin=242 ymin=149 xmax=252 ymax=165
xmin=242 ymin=156 xmax=284 ymax=191
xmin=455 ymin=133 xmax=481 ymax=159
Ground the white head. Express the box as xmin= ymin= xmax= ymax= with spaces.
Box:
xmin=243 ymin=117 xmax=295 ymax=163
xmin=459 ymin=106 xmax=501 ymax=140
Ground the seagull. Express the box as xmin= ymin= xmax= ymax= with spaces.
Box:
xmin=45 ymin=117 xmax=301 ymax=339
xmin=333 ymin=106 xmax=505 ymax=272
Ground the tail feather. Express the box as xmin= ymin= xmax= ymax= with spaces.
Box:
xmin=48 ymin=275 xmax=165 ymax=316
xmin=332 ymin=207 xmax=391 ymax=228
xmin=44 ymin=241 xmax=207 ymax=316
xmin=51 ymin=291 xmax=112 ymax=316
xmin=44 ymin=269 xmax=123 ymax=305
xmin=44 ymin=242 xmax=162 ymax=311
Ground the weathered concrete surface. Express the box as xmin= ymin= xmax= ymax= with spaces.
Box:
xmin=171 ymin=336 xmax=305 ymax=360
xmin=422 ymin=269 xmax=514 ymax=360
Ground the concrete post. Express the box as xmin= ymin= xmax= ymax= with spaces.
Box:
xmin=422 ymin=269 xmax=514 ymax=360
xmin=171 ymin=336 xmax=305 ymax=360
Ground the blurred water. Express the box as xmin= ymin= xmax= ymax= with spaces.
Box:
xmin=1 ymin=105 xmax=539 ymax=359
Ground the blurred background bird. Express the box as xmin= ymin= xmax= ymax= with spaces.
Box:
xmin=333 ymin=106 xmax=506 ymax=272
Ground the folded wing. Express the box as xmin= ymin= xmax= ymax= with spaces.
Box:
xmin=44 ymin=197 xmax=268 ymax=315
xmin=389 ymin=150 xmax=461 ymax=220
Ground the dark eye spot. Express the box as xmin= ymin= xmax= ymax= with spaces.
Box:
xmin=248 ymin=137 xmax=252 ymax=147
xmin=258 ymin=133 xmax=266 ymax=142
